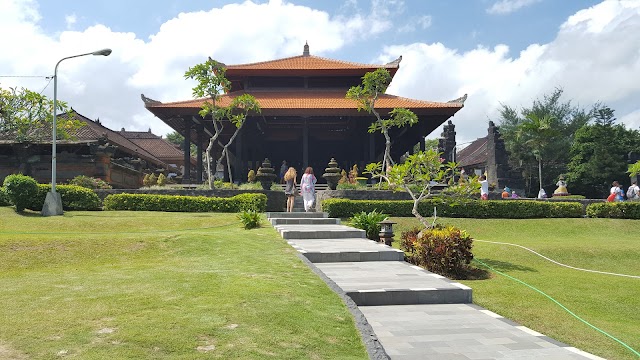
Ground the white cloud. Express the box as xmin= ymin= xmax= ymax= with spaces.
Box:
xmin=382 ymin=0 xmax=640 ymax=143
xmin=65 ymin=13 xmax=76 ymax=29
xmin=486 ymin=0 xmax=542 ymax=15
xmin=398 ymin=15 xmax=432 ymax=33
xmin=1 ymin=0 xmax=639 ymax=147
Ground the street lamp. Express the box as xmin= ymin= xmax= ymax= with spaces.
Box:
xmin=42 ymin=48 xmax=112 ymax=216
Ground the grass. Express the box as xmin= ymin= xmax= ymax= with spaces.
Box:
xmin=0 ymin=207 xmax=367 ymax=359
xmin=391 ymin=217 xmax=640 ymax=360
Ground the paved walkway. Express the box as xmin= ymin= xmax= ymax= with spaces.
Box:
xmin=267 ymin=211 xmax=604 ymax=360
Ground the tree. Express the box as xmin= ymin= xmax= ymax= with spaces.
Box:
xmin=498 ymin=88 xmax=592 ymax=195
xmin=364 ymin=149 xmax=475 ymax=228
xmin=184 ymin=58 xmax=260 ymax=188
xmin=0 ymin=86 xmax=81 ymax=143
xmin=346 ymin=68 xmax=418 ymax=176
xmin=567 ymin=107 xmax=640 ymax=197
xmin=516 ymin=113 xmax=559 ymax=193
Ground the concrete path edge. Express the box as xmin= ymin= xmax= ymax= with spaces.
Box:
xmin=293 ymin=251 xmax=391 ymax=360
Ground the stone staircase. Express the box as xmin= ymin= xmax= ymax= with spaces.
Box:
xmin=268 ymin=211 xmax=472 ymax=306
xmin=265 ymin=211 xmax=603 ymax=360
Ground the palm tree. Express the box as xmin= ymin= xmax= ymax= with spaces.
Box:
xmin=516 ymin=113 xmax=558 ymax=192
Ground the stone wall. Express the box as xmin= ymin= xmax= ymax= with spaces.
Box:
xmin=95 ymin=188 xmax=286 ymax=212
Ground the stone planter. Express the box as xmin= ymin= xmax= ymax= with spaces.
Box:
xmin=254 ymin=158 xmax=276 ymax=190
xmin=322 ymin=158 xmax=342 ymax=190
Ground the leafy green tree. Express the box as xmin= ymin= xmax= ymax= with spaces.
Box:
xmin=184 ymin=58 xmax=260 ymax=187
xmin=347 ymin=68 xmax=418 ymax=175
xmin=364 ymin=149 xmax=475 ymax=228
xmin=0 ymin=86 xmax=81 ymax=142
xmin=567 ymin=108 xmax=640 ymax=197
xmin=629 ymin=161 xmax=640 ymax=177
xmin=516 ymin=113 xmax=559 ymax=193
xmin=498 ymin=88 xmax=592 ymax=195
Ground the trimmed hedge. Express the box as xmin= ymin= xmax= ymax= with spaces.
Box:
xmin=0 ymin=187 xmax=10 ymax=206
xmin=103 ymin=193 xmax=267 ymax=212
xmin=27 ymin=184 xmax=102 ymax=211
xmin=322 ymin=198 xmax=583 ymax=219
xmin=3 ymin=174 xmax=39 ymax=211
xmin=586 ymin=202 xmax=640 ymax=219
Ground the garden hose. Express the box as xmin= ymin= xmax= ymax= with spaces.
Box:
xmin=474 ymin=258 xmax=640 ymax=358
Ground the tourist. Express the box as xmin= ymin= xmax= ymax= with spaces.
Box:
xmin=511 ymin=190 xmax=519 ymax=199
xmin=627 ymin=181 xmax=639 ymax=201
xmin=553 ymin=175 xmax=569 ymax=196
xmin=279 ymin=160 xmax=288 ymax=184
xmin=609 ymin=181 xmax=623 ymax=202
xmin=284 ymin=167 xmax=297 ymax=212
xmin=479 ymin=175 xmax=489 ymax=200
xmin=300 ymin=167 xmax=317 ymax=212
xmin=537 ymin=188 xmax=547 ymax=199
xmin=501 ymin=187 xmax=510 ymax=199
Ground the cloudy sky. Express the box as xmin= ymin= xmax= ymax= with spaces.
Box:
xmin=1 ymin=0 xmax=639 ymax=146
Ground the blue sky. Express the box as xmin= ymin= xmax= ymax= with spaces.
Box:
xmin=1 ymin=0 xmax=638 ymax=145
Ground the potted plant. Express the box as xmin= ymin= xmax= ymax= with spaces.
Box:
xmin=254 ymin=158 xmax=277 ymax=190
xmin=322 ymin=158 xmax=342 ymax=190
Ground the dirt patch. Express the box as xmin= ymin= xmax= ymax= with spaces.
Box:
xmin=0 ymin=342 xmax=28 ymax=360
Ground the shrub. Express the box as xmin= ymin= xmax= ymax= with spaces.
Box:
xmin=214 ymin=179 xmax=236 ymax=189
xmin=238 ymin=182 xmax=262 ymax=190
xmin=0 ymin=187 xmax=10 ymax=206
xmin=68 ymin=175 xmax=112 ymax=189
xmin=157 ymin=173 xmax=167 ymax=186
xmin=26 ymin=184 xmax=101 ymax=211
xmin=247 ymin=169 xmax=256 ymax=183
xmin=322 ymin=198 xmax=583 ymax=219
xmin=143 ymin=174 xmax=153 ymax=187
xmin=349 ymin=210 xmax=388 ymax=240
xmin=586 ymin=202 xmax=640 ymax=219
xmin=3 ymin=174 xmax=39 ymax=212
xmin=336 ymin=182 xmax=367 ymax=190
xmin=148 ymin=174 xmax=157 ymax=186
xmin=237 ymin=210 xmax=261 ymax=229
xmin=401 ymin=224 xmax=474 ymax=278
xmin=103 ymin=193 xmax=267 ymax=213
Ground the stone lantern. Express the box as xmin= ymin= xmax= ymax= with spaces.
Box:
xmin=322 ymin=158 xmax=342 ymax=190
xmin=378 ymin=219 xmax=397 ymax=246
xmin=254 ymin=158 xmax=277 ymax=190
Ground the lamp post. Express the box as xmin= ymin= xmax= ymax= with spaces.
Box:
xmin=42 ymin=48 xmax=112 ymax=216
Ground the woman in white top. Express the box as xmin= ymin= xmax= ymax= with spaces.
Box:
xmin=300 ymin=167 xmax=317 ymax=212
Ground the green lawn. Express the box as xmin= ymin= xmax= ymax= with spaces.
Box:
xmin=392 ymin=217 xmax=640 ymax=360
xmin=0 ymin=208 xmax=367 ymax=359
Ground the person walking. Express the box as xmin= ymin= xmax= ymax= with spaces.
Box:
xmin=627 ymin=181 xmax=640 ymax=201
xmin=479 ymin=175 xmax=489 ymax=200
xmin=300 ymin=167 xmax=317 ymax=212
xmin=609 ymin=181 xmax=624 ymax=202
xmin=283 ymin=167 xmax=297 ymax=212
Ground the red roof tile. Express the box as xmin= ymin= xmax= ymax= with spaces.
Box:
xmin=226 ymin=54 xmax=400 ymax=71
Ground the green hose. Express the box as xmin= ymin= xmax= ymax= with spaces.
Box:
xmin=474 ymin=258 xmax=640 ymax=358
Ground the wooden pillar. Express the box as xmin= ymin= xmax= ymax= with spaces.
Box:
xmin=196 ymin=123 xmax=204 ymax=183
xmin=303 ymin=119 xmax=309 ymax=168
xmin=182 ymin=118 xmax=191 ymax=184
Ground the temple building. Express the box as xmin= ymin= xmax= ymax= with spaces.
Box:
xmin=143 ymin=43 xmax=466 ymax=183
xmin=0 ymin=111 xmax=188 ymax=188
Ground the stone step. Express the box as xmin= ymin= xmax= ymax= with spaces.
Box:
xmin=359 ymin=304 xmax=603 ymax=359
xmin=266 ymin=212 xmax=328 ymax=219
xmin=288 ymin=238 xmax=404 ymax=263
xmin=270 ymin=218 xmax=340 ymax=225
xmin=274 ymin=224 xmax=366 ymax=239
xmin=315 ymin=261 xmax=472 ymax=306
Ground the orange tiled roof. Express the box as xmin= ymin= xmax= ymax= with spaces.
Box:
xmin=226 ymin=54 xmax=400 ymax=71
xmin=145 ymin=89 xmax=462 ymax=111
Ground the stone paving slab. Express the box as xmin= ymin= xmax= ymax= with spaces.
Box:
xmin=266 ymin=211 xmax=327 ymax=219
xmin=359 ymin=304 xmax=604 ymax=360
xmin=315 ymin=261 xmax=472 ymax=305
xmin=270 ymin=217 xmax=340 ymax=225
xmin=274 ymin=224 xmax=366 ymax=239
xmin=288 ymin=238 xmax=405 ymax=263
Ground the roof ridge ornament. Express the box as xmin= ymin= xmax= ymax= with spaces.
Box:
xmin=447 ymin=93 xmax=468 ymax=105
xmin=141 ymin=93 xmax=161 ymax=105
xmin=303 ymin=41 xmax=310 ymax=56
xmin=385 ymin=55 xmax=402 ymax=67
